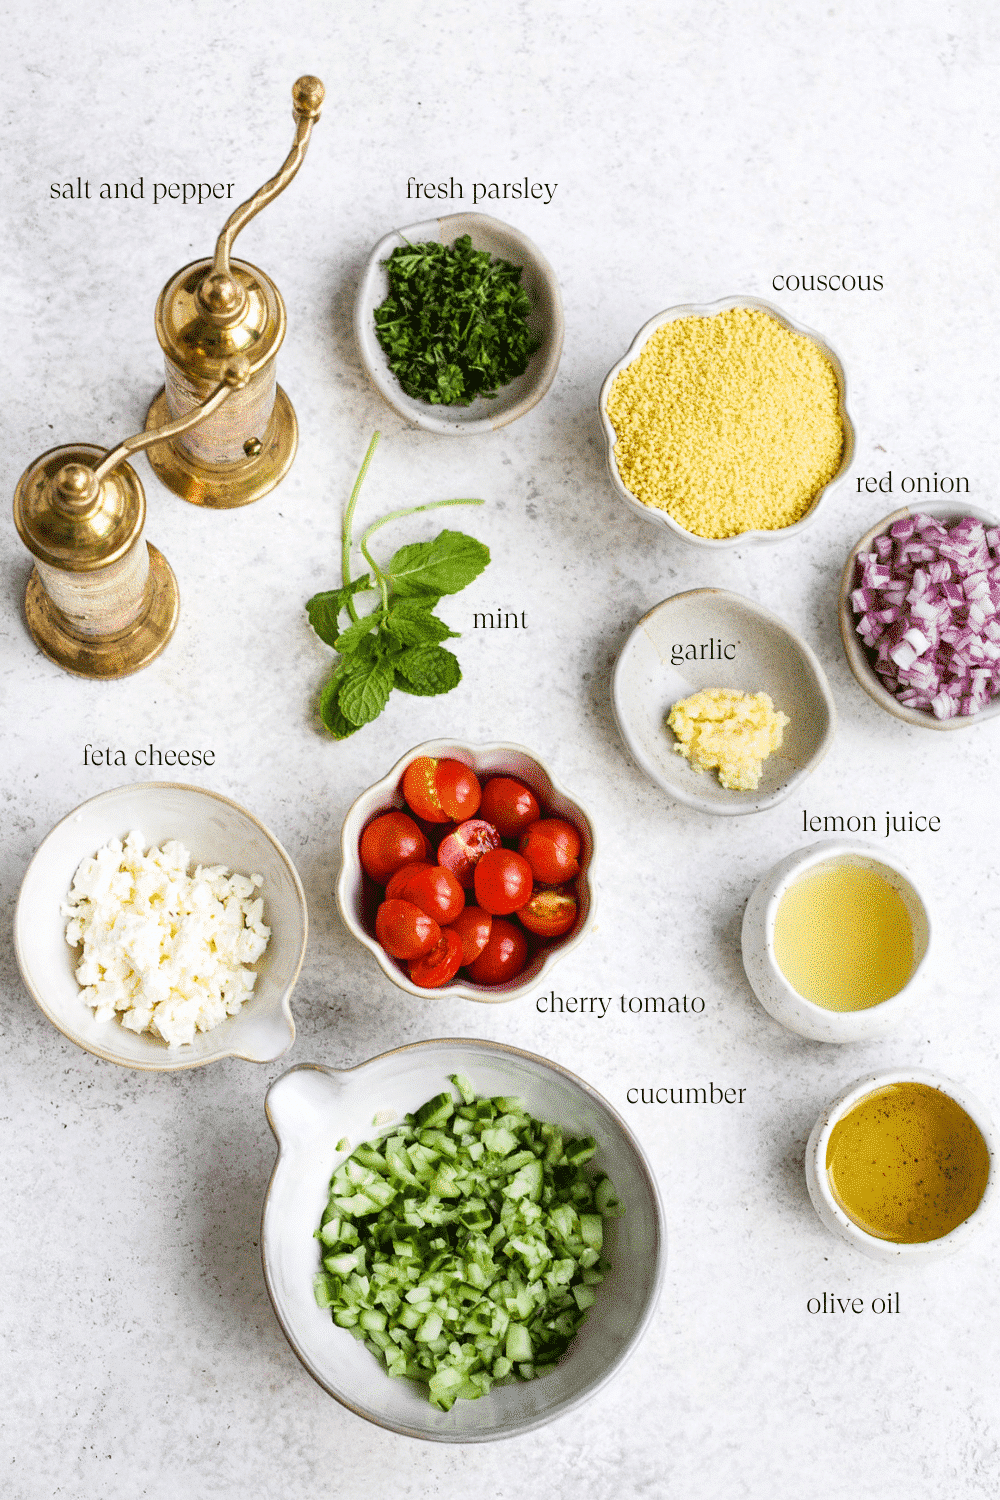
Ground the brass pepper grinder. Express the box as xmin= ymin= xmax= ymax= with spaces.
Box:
xmin=14 ymin=358 xmax=250 ymax=678
xmin=145 ymin=75 xmax=324 ymax=509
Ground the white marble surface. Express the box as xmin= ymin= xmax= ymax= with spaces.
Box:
xmin=3 ymin=2 xmax=999 ymax=1495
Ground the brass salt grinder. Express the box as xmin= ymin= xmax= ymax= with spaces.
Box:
xmin=145 ymin=75 xmax=324 ymax=508
xmin=13 ymin=360 xmax=250 ymax=679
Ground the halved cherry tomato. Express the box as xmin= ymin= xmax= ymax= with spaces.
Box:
xmin=393 ymin=864 xmax=465 ymax=926
xmin=375 ymin=899 xmax=440 ymax=960
xmin=446 ymin=906 xmax=492 ymax=965
xmin=474 ymin=848 xmax=534 ymax=916
xmin=385 ymin=860 xmax=433 ymax=901
xmin=437 ymin=818 xmax=502 ymax=888
xmin=519 ymin=819 xmax=581 ymax=884
xmin=466 ymin=918 xmax=528 ymax=985
xmin=359 ymin=811 xmax=429 ymax=885
xmin=402 ymin=757 xmax=482 ymax=823
xmin=402 ymin=757 xmax=448 ymax=822
xmin=435 ymin=760 xmax=482 ymax=820
xmin=409 ymin=927 xmax=463 ymax=988
xmin=478 ymin=777 xmax=540 ymax=839
xmin=517 ymin=884 xmax=577 ymax=938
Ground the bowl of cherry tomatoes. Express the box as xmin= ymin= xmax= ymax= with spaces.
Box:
xmin=337 ymin=740 xmax=597 ymax=1003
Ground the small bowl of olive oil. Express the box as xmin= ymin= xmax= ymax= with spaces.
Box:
xmin=805 ymin=1070 xmax=996 ymax=1261
xmin=741 ymin=840 xmax=931 ymax=1042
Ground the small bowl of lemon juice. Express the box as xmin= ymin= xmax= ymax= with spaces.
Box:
xmin=741 ymin=840 xmax=931 ymax=1042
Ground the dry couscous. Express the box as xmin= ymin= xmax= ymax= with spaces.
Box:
xmin=607 ymin=306 xmax=844 ymax=539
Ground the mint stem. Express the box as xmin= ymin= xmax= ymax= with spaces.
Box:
xmin=342 ymin=431 xmax=381 ymax=624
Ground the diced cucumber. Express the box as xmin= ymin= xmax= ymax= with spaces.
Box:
xmin=313 ymin=1077 xmax=622 ymax=1410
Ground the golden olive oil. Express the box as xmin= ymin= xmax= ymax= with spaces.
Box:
xmin=772 ymin=860 xmax=913 ymax=1011
xmin=826 ymin=1083 xmax=990 ymax=1242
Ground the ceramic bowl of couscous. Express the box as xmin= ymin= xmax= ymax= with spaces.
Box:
xmin=599 ymin=296 xmax=855 ymax=547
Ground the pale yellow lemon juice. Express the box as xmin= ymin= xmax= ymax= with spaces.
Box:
xmin=772 ymin=859 xmax=913 ymax=1012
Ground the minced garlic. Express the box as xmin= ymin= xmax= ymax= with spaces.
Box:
xmin=607 ymin=307 xmax=843 ymax=539
xmin=667 ymin=688 xmax=789 ymax=791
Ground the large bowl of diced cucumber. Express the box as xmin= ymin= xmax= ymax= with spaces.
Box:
xmin=261 ymin=1038 xmax=665 ymax=1441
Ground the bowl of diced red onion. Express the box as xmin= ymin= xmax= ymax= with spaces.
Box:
xmin=840 ymin=503 xmax=1000 ymax=729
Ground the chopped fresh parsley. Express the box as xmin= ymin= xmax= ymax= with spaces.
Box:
xmin=373 ymin=234 xmax=541 ymax=406
xmin=307 ymin=433 xmax=489 ymax=737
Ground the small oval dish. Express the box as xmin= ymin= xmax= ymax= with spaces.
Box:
xmin=839 ymin=501 xmax=1000 ymax=730
xmin=337 ymin=740 xmax=596 ymax=1003
xmin=14 ymin=782 xmax=307 ymax=1070
xmin=741 ymin=841 xmax=931 ymax=1042
xmin=612 ymin=589 xmax=836 ymax=815
xmin=262 ymin=1037 xmax=665 ymax=1442
xmin=354 ymin=211 xmax=564 ymax=434
xmin=598 ymin=295 xmax=855 ymax=548
xmin=805 ymin=1069 xmax=996 ymax=1261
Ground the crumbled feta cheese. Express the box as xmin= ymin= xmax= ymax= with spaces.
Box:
xmin=62 ymin=831 xmax=271 ymax=1047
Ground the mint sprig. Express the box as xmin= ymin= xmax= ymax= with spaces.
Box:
xmin=308 ymin=432 xmax=489 ymax=737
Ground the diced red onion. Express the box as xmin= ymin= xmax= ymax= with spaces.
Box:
xmin=851 ymin=513 xmax=1000 ymax=717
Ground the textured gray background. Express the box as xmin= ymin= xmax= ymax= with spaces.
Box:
xmin=2 ymin=1 xmax=998 ymax=1496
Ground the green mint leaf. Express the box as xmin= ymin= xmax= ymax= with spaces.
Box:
xmin=306 ymin=576 xmax=373 ymax=645
xmin=393 ymin=644 xmax=462 ymax=697
xmin=339 ymin=655 xmax=397 ymax=726
xmin=388 ymin=530 xmax=490 ymax=598
xmin=334 ymin=608 xmax=385 ymax=655
xmin=385 ymin=594 xmax=441 ymax=615
xmin=383 ymin=601 xmax=458 ymax=647
xmin=319 ymin=675 xmax=359 ymax=738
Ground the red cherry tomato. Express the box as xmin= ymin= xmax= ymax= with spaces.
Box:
xmin=385 ymin=860 xmax=433 ymax=901
xmin=478 ymin=777 xmax=540 ymax=839
xmin=409 ymin=928 xmax=464 ymax=989
xmin=393 ymin=864 xmax=465 ymax=926
xmin=402 ymin=757 xmax=448 ymax=823
xmin=517 ymin=885 xmax=578 ymax=938
xmin=435 ymin=760 xmax=482 ymax=820
xmin=474 ymin=848 xmax=534 ymax=916
xmin=519 ymin=819 xmax=582 ymax=884
xmin=447 ymin=906 xmax=492 ymax=965
xmin=359 ymin=811 xmax=429 ymax=885
xmin=402 ymin=757 xmax=481 ymax=823
xmin=437 ymin=818 xmax=502 ymax=888
xmin=466 ymin=918 xmax=528 ymax=985
xmin=375 ymin=899 xmax=440 ymax=960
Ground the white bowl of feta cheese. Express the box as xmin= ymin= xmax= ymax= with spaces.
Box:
xmin=15 ymin=783 xmax=308 ymax=1070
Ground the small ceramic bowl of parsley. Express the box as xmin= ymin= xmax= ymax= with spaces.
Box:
xmin=354 ymin=212 xmax=564 ymax=434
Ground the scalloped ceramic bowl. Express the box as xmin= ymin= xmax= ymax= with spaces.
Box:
xmin=612 ymin=589 xmax=837 ymax=815
xmin=14 ymin=782 xmax=307 ymax=1070
xmin=336 ymin=741 xmax=596 ymax=1003
xmin=839 ymin=500 xmax=1000 ymax=730
xmin=599 ymin=295 xmax=855 ymax=548
xmin=262 ymin=1037 xmax=665 ymax=1441
xmin=805 ymin=1069 xmax=997 ymax=1261
xmin=355 ymin=211 xmax=564 ymax=434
